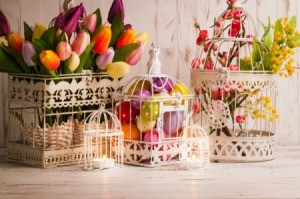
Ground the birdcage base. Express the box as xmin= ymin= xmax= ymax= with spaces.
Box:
xmin=210 ymin=130 xmax=275 ymax=162
xmin=123 ymin=139 xmax=181 ymax=167
xmin=7 ymin=142 xmax=85 ymax=168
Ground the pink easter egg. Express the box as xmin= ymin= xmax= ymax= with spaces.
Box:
xmin=152 ymin=77 xmax=174 ymax=93
xmin=131 ymin=89 xmax=152 ymax=110
xmin=163 ymin=111 xmax=185 ymax=136
xmin=143 ymin=129 xmax=159 ymax=143
xmin=116 ymin=101 xmax=139 ymax=124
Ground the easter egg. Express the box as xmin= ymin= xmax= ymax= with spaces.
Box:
xmin=152 ymin=77 xmax=174 ymax=93
xmin=163 ymin=111 xmax=185 ymax=136
xmin=116 ymin=101 xmax=138 ymax=124
xmin=141 ymin=99 xmax=159 ymax=121
xmin=143 ymin=128 xmax=159 ymax=143
xmin=131 ymin=89 xmax=152 ymax=110
xmin=127 ymin=80 xmax=151 ymax=95
xmin=136 ymin=116 xmax=156 ymax=132
xmin=122 ymin=123 xmax=140 ymax=141
xmin=170 ymin=83 xmax=189 ymax=96
xmin=107 ymin=61 xmax=130 ymax=79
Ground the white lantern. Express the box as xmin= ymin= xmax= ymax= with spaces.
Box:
xmin=83 ymin=106 xmax=123 ymax=171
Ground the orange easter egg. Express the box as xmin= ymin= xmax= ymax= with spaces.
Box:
xmin=122 ymin=123 xmax=141 ymax=141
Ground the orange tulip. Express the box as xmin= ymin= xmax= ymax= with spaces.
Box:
xmin=92 ymin=26 xmax=112 ymax=54
xmin=39 ymin=50 xmax=60 ymax=71
xmin=7 ymin=33 xmax=24 ymax=54
xmin=116 ymin=29 xmax=135 ymax=48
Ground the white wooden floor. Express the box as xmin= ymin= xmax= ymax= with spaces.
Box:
xmin=0 ymin=146 xmax=300 ymax=199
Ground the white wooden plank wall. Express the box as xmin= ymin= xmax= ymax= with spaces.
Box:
xmin=0 ymin=0 xmax=299 ymax=147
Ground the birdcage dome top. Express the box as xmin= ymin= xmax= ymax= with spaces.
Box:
xmin=83 ymin=106 xmax=122 ymax=136
xmin=213 ymin=0 xmax=257 ymax=39
xmin=114 ymin=45 xmax=194 ymax=103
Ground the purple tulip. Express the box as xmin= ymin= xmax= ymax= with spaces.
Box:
xmin=96 ymin=47 xmax=115 ymax=70
xmin=22 ymin=41 xmax=37 ymax=67
xmin=55 ymin=3 xmax=86 ymax=33
xmin=107 ymin=0 xmax=125 ymax=23
xmin=0 ymin=9 xmax=11 ymax=36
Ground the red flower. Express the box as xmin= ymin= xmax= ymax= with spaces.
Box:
xmin=196 ymin=30 xmax=208 ymax=45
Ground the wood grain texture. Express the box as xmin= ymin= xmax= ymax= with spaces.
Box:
xmin=0 ymin=146 xmax=300 ymax=199
xmin=0 ymin=0 xmax=300 ymax=147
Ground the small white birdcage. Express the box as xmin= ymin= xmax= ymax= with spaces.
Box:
xmin=191 ymin=0 xmax=280 ymax=162
xmin=83 ymin=106 xmax=123 ymax=171
xmin=112 ymin=45 xmax=194 ymax=167
xmin=179 ymin=125 xmax=210 ymax=170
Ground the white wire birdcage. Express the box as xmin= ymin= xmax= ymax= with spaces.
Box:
xmin=191 ymin=0 xmax=278 ymax=162
xmin=83 ymin=106 xmax=123 ymax=171
xmin=112 ymin=45 xmax=195 ymax=167
xmin=179 ymin=125 xmax=210 ymax=170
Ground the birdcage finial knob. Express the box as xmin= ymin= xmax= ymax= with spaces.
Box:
xmin=147 ymin=43 xmax=161 ymax=75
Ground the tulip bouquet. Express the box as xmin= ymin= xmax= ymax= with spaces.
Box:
xmin=0 ymin=0 xmax=150 ymax=79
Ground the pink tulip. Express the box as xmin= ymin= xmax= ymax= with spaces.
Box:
xmin=22 ymin=41 xmax=37 ymax=67
xmin=124 ymin=41 xmax=143 ymax=65
xmin=96 ymin=47 xmax=115 ymax=70
xmin=82 ymin=13 xmax=97 ymax=33
xmin=196 ymin=30 xmax=208 ymax=46
xmin=71 ymin=30 xmax=90 ymax=56
xmin=56 ymin=42 xmax=71 ymax=61
xmin=211 ymin=89 xmax=222 ymax=100
xmin=246 ymin=34 xmax=253 ymax=44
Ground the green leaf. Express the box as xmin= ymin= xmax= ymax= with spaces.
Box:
xmin=2 ymin=46 xmax=32 ymax=73
xmin=110 ymin=12 xmax=124 ymax=47
xmin=94 ymin=8 xmax=102 ymax=28
xmin=40 ymin=27 xmax=56 ymax=49
xmin=0 ymin=47 xmax=23 ymax=73
xmin=83 ymin=53 xmax=93 ymax=70
xmin=24 ymin=22 xmax=33 ymax=42
xmin=287 ymin=34 xmax=300 ymax=48
xmin=32 ymin=38 xmax=47 ymax=53
xmin=62 ymin=62 xmax=72 ymax=74
xmin=274 ymin=19 xmax=283 ymax=34
xmin=264 ymin=33 xmax=272 ymax=49
xmin=240 ymin=59 xmax=252 ymax=71
xmin=289 ymin=16 xmax=297 ymax=29
xmin=258 ymin=17 xmax=271 ymax=39
xmin=113 ymin=43 xmax=139 ymax=62
xmin=75 ymin=42 xmax=95 ymax=73
xmin=262 ymin=53 xmax=272 ymax=71
xmin=252 ymin=37 xmax=262 ymax=62
xmin=92 ymin=24 xmax=102 ymax=38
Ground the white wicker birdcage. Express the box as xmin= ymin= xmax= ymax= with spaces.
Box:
xmin=191 ymin=0 xmax=279 ymax=162
xmin=112 ymin=45 xmax=194 ymax=167
xmin=83 ymin=106 xmax=123 ymax=171
xmin=179 ymin=125 xmax=210 ymax=170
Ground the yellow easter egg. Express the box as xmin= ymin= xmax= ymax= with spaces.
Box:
xmin=136 ymin=116 xmax=156 ymax=132
xmin=170 ymin=83 xmax=189 ymax=96
xmin=107 ymin=61 xmax=130 ymax=79
xmin=127 ymin=80 xmax=151 ymax=95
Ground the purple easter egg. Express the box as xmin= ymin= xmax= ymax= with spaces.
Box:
xmin=163 ymin=111 xmax=185 ymax=136
xmin=152 ymin=77 xmax=174 ymax=93
xmin=131 ymin=89 xmax=152 ymax=110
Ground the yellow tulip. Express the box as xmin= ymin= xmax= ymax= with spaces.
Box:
xmin=32 ymin=23 xmax=47 ymax=40
xmin=107 ymin=61 xmax=130 ymax=79
xmin=134 ymin=32 xmax=150 ymax=45
xmin=0 ymin=37 xmax=8 ymax=46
